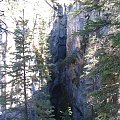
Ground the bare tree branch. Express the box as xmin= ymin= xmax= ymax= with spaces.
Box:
xmin=0 ymin=27 xmax=14 ymax=34
xmin=44 ymin=0 xmax=57 ymax=11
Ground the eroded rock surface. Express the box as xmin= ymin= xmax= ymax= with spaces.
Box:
xmin=50 ymin=1 xmax=102 ymax=120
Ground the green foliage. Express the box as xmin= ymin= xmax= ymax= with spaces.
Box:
xmin=90 ymin=50 xmax=120 ymax=119
xmin=69 ymin=9 xmax=82 ymax=16
xmin=110 ymin=33 xmax=120 ymax=48
xmin=6 ymin=15 xmax=33 ymax=120
xmin=61 ymin=106 xmax=72 ymax=120
xmin=84 ymin=19 xmax=110 ymax=34
xmin=81 ymin=0 xmax=120 ymax=119
xmin=91 ymin=83 xmax=119 ymax=117
xmin=32 ymin=18 xmax=55 ymax=120
xmin=33 ymin=88 xmax=55 ymax=120
xmin=95 ymin=113 xmax=107 ymax=120
xmin=0 ymin=96 xmax=6 ymax=105
xmin=3 ymin=16 xmax=55 ymax=120
xmin=84 ymin=0 xmax=105 ymax=10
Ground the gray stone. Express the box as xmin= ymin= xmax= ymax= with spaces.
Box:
xmin=49 ymin=1 xmax=102 ymax=120
xmin=58 ymin=46 xmax=66 ymax=60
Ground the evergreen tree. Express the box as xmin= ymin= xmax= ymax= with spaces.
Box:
xmin=0 ymin=0 xmax=8 ymax=118
xmin=0 ymin=1 xmax=55 ymax=120
xmin=6 ymin=9 xmax=34 ymax=120
xmin=81 ymin=0 xmax=120 ymax=119
xmin=32 ymin=16 xmax=55 ymax=120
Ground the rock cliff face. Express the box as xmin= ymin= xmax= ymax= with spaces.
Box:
xmin=49 ymin=2 xmax=102 ymax=120
xmin=66 ymin=2 xmax=95 ymax=120
xmin=49 ymin=3 xmax=68 ymax=120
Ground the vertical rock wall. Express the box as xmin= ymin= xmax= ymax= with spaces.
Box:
xmin=49 ymin=1 xmax=106 ymax=120
xmin=50 ymin=4 xmax=67 ymax=64
xmin=49 ymin=3 xmax=68 ymax=120
xmin=66 ymin=2 xmax=92 ymax=120
xmin=66 ymin=1 xmax=107 ymax=120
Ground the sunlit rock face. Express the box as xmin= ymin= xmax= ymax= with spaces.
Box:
xmin=66 ymin=2 xmax=102 ymax=120
xmin=50 ymin=1 xmax=103 ymax=120
xmin=67 ymin=2 xmax=92 ymax=120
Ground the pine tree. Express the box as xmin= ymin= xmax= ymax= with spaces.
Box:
xmin=0 ymin=1 xmax=55 ymax=119
xmin=82 ymin=0 xmax=120 ymax=119
xmin=0 ymin=0 xmax=7 ymax=117
xmin=32 ymin=16 xmax=55 ymax=120
xmin=6 ymin=9 xmax=35 ymax=120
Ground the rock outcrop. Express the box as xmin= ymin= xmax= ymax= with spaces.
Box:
xmin=49 ymin=3 xmax=68 ymax=120
xmin=49 ymin=1 xmax=103 ymax=120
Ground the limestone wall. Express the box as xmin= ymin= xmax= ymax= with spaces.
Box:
xmin=49 ymin=1 xmax=108 ymax=119
xmin=66 ymin=2 xmax=101 ymax=120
